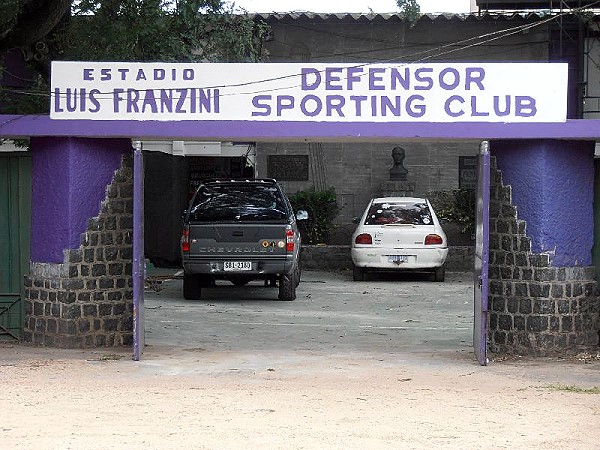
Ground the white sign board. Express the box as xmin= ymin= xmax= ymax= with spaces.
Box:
xmin=50 ymin=62 xmax=568 ymax=123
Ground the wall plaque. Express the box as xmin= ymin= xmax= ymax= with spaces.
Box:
xmin=459 ymin=155 xmax=478 ymax=190
xmin=267 ymin=155 xmax=309 ymax=181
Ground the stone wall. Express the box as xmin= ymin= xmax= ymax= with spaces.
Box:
xmin=23 ymin=154 xmax=134 ymax=348
xmin=488 ymin=159 xmax=600 ymax=355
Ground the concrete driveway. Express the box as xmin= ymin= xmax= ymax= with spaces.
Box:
xmin=144 ymin=269 xmax=476 ymax=363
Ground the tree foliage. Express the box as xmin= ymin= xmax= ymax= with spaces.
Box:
xmin=61 ymin=0 xmax=268 ymax=62
xmin=289 ymin=187 xmax=339 ymax=245
xmin=396 ymin=0 xmax=421 ymax=21
xmin=1 ymin=0 xmax=70 ymax=53
xmin=0 ymin=0 xmax=22 ymax=44
xmin=0 ymin=0 xmax=270 ymax=114
xmin=427 ymin=189 xmax=476 ymax=236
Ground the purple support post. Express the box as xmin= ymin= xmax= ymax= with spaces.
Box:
xmin=474 ymin=141 xmax=490 ymax=366
xmin=133 ymin=141 xmax=145 ymax=361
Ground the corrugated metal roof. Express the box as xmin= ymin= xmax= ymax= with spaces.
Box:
xmin=252 ymin=12 xmax=406 ymax=19
xmin=251 ymin=11 xmax=561 ymax=22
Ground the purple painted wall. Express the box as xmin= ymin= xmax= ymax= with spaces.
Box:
xmin=492 ymin=140 xmax=595 ymax=266
xmin=30 ymin=137 xmax=131 ymax=263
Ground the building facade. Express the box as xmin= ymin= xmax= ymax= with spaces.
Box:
xmin=1 ymin=10 xmax=599 ymax=356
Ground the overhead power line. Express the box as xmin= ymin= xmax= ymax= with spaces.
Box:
xmin=2 ymin=5 xmax=597 ymax=102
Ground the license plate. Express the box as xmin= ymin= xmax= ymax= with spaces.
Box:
xmin=224 ymin=261 xmax=252 ymax=271
xmin=388 ymin=255 xmax=408 ymax=263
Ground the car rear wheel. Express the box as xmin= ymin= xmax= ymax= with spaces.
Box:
xmin=352 ymin=265 xmax=365 ymax=281
xmin=278 ymin=274 xmax=296 ymax=301
xmin=433 ymin=265 xmax=445 ymax=282
xmin=183 ymin=273 xmax=202 ymax=300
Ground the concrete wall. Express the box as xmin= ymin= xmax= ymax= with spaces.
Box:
xmin=264 ymin=15 xmax=549 ymax=64
xmin=257 ymin=141 xmax=480 ymax=222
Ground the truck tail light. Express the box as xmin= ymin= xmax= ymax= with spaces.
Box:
xmin=181 ymin=227 xmax=190 ymax=252
xmin=355 ymin=233 xmax=373 ymax=245
xmin=425 ymin=234 xmax=443 ymax=245
xmin=286 ymin=227 xmax=294 ymax=252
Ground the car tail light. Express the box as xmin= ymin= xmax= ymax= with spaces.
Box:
xmin=425 ymin=234 xmax=443 ymax=245
xmin=286 ymin=227 xmax=294 ymax=252
xmin=181 ymin=227 xmax=190 ymax=252
xmin=355 ymin=233 xmax=373 ymax=245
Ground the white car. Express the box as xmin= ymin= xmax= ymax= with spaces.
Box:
xmin=351 ymin=197 xmax=448 ymax=282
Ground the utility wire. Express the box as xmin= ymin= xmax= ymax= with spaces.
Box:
xmin=3 ymin=5 xmax=598 ymax=101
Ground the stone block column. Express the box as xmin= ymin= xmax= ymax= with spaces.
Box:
xmin=488 ymin=140 xmax=600 ymax=355
xmin=24 ymin=137 xmax=134 ymax=348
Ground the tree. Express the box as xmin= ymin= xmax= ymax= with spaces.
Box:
xmin=396 ymin=0 xmax=421 ymax=21
xmin=61 ymin=0 xmax=268 ymax=62
xmin=0 ymin=0 xmax=270 ymax=114
xmin=1 ymin=0 xmax=70 ymax=53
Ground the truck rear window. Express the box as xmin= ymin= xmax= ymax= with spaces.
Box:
xmin=188 ymin=184 xmax=289 ymax=222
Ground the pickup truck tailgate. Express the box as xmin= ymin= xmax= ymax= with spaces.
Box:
xmin=188 ymin=223 xmax=289 ymax=257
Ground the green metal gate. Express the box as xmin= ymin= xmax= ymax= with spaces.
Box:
xmin=0 ymin=152 xmax=31 ymax=340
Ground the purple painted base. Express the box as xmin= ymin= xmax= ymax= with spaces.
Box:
xmin=492 ymin=140 xmax=594 ymax=266
xmin=30 ymin=137 xmax=131 ymax=263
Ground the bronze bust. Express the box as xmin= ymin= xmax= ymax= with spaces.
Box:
xmin=389 ymin=146 xmax=408 ymax=181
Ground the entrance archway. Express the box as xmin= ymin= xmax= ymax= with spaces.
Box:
xmin=2 ymin=60 xmax=598 ymax=361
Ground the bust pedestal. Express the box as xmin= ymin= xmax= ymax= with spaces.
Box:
xmin=380 ymin=180 xmax=416 ymax=197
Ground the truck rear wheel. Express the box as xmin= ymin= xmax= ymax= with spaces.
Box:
xmin=278 ymin=274 xmax=296 ymax=301
xmin=183 ymin=273 xmax=202 ymax=300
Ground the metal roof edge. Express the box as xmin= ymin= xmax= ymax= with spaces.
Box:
xmin=251 ymin=11 xmax=562 ymax=22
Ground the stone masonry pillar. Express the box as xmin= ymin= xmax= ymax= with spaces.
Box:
xmin=24 ymin=137 xmax=134 ymax=348
xmin=488 ymin=140 xmax=599 ymax=355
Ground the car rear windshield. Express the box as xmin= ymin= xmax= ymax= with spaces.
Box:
xmin=364 ymin=201 xmax=433 ymax=225
xmin=188 ymin=183 xmax=289 ymax=222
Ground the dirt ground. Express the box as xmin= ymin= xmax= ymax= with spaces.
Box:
xmin=1 ymin=344 xmax=599 ymax=450
xmin=1 ymin=271 xmax=599 ymax=449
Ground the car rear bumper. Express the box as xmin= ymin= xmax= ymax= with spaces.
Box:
xmin=351 ymin=247 xmax=448 ymax=269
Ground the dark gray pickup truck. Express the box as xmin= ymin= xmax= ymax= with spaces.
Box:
xmin=180 ymin=179 xmax=305 ymax=301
